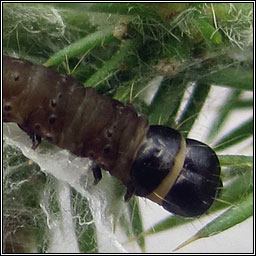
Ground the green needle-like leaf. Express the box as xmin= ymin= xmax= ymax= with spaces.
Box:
xmin=128 ymin=198 xmax=145 ymax=251
xmin=200 ymin=67 xmax=253 ymax=91
xmin=84 ymin=39 xmax=136 ymax=89
xmin=177 ymin=82 xmax=211 ymax=137
xmin=148 ymin=77 xmax=186 ymax=126
xmin=44 ymin=27 xmax=115 ymax=67
xmin=174 ymin=192 xmax=253 ymax=251
xmin=207 ymin=89 xmax=242 ymax=142
xmin=233 ymin=99 xmax=253 ymax=109
xmin=214 ymin=118 xmax=253 ymax=151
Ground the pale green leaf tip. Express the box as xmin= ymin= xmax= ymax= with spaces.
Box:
xmin=173 ymin=233 xmax=200 ymax=251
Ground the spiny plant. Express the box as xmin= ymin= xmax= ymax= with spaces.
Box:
xmin=3 ymin=3 xmax=252 ymax=253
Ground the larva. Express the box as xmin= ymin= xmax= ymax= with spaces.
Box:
xmin=3 ymin=55 xmax=222 ymax=217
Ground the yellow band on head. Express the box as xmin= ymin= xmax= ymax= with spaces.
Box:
xmin=147 ymin=137 xmax=186 ymax=205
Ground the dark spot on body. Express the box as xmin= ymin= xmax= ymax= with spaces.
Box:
xmin=4 ymin=105 xmax=12 ymax=111
xmin=106 ymin=129 xmax=113 ymax=138
xmin=11 ymin=72 xmax=19 ymax=81
xmin=48 ymin=115 xmax=56 ymax=125
xmin=103 ymin=145 xmax=111 ymax=154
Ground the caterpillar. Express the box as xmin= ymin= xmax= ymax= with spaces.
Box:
xmin=3 ymin=55 xmax=222 ymax=217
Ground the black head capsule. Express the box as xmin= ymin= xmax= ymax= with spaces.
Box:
xmin=130 ymin=125 xmax=222 ymax=217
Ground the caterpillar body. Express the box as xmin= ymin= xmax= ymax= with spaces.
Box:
xmin=3 ymin=55 xmax=222 ymax=217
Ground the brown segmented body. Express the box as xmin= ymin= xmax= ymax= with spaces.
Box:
xmin=3 ymin=55 xmax=149 ymax=186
